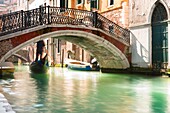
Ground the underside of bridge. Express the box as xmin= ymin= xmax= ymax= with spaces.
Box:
xmin=0 ymin=29 xmax=129 ymax=71
xmin=13 ymin=53 xmax=29 ymax=62
xmin=56 ymin=35 xmax=129 ymax=69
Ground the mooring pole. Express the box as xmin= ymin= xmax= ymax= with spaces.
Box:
xmin=61 ymin=49 xmax=64 ymax=68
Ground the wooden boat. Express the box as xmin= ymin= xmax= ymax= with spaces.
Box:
xmin=30 ymin=54 xmax=49 ymax=73
xmin=163 ymin=69 xmax=170 ymax=77
xmin=0 ymin=62 xmax=15 ymax=76
xmin=66 ymin=59 xmax=92 ymax=71
xmin=30 ymin=61 xmax=49 ymax=73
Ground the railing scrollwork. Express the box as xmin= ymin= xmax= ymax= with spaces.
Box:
xmin=0 ymin=6 xmax=130 ymax=45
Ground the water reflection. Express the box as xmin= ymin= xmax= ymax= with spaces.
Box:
xmin=30 ymin=73 xmax=49 ymax=91
xmin=30 ymin=73 xmax=49 ymax=109
xmin=151 ymin=78 xmax=169 ymax=113
xmin=47 ymin=68 xmax=101 ymax=113
xmin=0 ymin=66 xmax=170 ymax=113
xmin=167 ymin=79 xmax=170 ymax=113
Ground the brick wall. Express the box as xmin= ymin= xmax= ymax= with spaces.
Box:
xmin=101 ymin=9 xmax=123 ymax=27
xmin=101 ymin=2 xmax=129 ymax=28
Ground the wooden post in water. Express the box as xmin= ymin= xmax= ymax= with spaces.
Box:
xmin=0 ymin=66 xmax=2 ymax=78
xmin=82 ymin=49 xmax=84 ymax=62
xmin=61 ymin=49 xmax=64 ymax=68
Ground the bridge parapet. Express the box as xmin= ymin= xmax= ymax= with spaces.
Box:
xmin=0 ymin=6 xmax=130 ymax=45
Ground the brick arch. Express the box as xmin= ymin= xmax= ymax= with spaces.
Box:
xmin=0 ymin=26 xmax=130 ymax=69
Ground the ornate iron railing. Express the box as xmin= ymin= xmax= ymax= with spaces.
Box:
xmin=0 ymin=6 xmax=130 ymax=45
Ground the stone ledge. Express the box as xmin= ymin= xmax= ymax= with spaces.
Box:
xmin=101 ymin=67 xmax=161 ymax=75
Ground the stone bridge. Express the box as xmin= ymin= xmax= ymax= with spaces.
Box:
xmin=0 ymin=6 xmax=131 ymax=72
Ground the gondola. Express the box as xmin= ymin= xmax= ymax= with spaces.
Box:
xmin=30 ymin=54 xmax=49 ymax=73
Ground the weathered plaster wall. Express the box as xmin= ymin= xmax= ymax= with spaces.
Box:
xmin=129 ymin=0 xmax=170 ymax=26
xmin=131 ymin=26 xmax=151 ymax=67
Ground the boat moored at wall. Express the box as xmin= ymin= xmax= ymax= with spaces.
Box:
xmin=65 ymin=59 xmax=99 ymax=71
xmin=0 ymin=62 xmax=15 ymax=76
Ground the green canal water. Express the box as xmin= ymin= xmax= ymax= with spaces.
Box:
xmin=0 ymin=65 xmax=170 ymax=113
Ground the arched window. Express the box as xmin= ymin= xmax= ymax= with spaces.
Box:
xmin=151 ymin=3 xmax=168 ymax=23
xmin=152 ymin=3 xmax=168 ymax=69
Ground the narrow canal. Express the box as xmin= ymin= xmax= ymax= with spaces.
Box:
xmin=0 ymin=65 xmax=170 ymax=113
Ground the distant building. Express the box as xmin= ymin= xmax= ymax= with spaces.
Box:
xmin=67 ymin=0 xmax=129 ymax=28
xmin=17 ymin=0 xmax=27 ymax=11
xmin=0 ymin=4 xmax=7 ymax=14
xmin=0 ymin=0 xmax=17 ymax=15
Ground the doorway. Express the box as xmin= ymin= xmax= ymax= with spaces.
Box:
xmin=152 ymin=3 xmax=168 ymax=69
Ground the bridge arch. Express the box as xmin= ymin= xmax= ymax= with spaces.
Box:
xmin=1 ymin=29 xmax=129 ymax=69
xmin=12 ymin=53 xmax=28 ymax=62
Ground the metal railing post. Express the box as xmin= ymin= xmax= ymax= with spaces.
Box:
xmin=1 ymin=15 xmax=4 ymax=31
xmin=24 ymin=11 xmax=27 ymax=28
xmin=39 ymin=6 xmax=42 ymax=25
xmin=93 ymin=11 xmax=98 ymax=28
xmin=32 ymin=9 xmax=34 ymax=25
xmin=21 ymin=10 xmax=24 ymax=29
xmin=47 ymin=5 xmax=50 ymax=24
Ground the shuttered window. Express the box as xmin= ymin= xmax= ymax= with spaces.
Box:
xmin=77 ymin=0 xmax=82 ymax=4
xmin=91 ymin=0 xmax=98 ymax=9
xmin=60 ymin=0 xmax=68 ymax=8
xmin=108 ymin=0 xmax=114 ymax=6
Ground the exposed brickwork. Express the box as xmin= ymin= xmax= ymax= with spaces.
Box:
xmin=100 ymin=2 xmax=129 ymax=28
xmin=11 ymin=28 xmax=52 ymax=47
xmin=101 ymin=9 xmax=123 ymax=27
xmin=0 ymin=39 xmax=13 ymax=59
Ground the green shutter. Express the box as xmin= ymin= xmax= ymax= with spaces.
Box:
xmin=91 ymin=0 xmax=98 ymax=9
xmin=152 ymin=3 xmax=168 ymax=69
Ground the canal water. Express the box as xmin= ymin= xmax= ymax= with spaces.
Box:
xmin=0 ymin=65 xmax=170 ymax=113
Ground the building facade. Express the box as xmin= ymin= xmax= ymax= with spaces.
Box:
xmin=0 ymin=0 xmax=17 ymax=15
xmin=129 ymin=0 xmax=170 ymax=70
xmin=67 ymin=0 xmax=129 ymax=28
